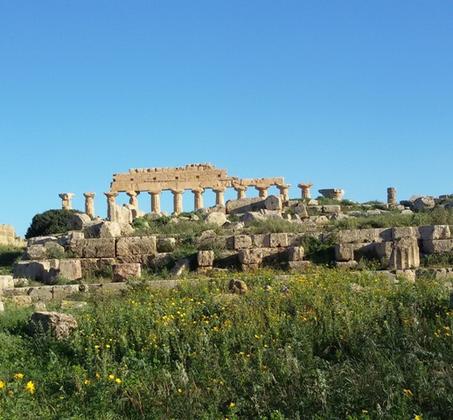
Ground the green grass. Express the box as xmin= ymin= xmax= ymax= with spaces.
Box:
xmin=0 ymin=269 xmax=451 ymax=419
xmin=0 ymin=245 xmax=24 ymax=275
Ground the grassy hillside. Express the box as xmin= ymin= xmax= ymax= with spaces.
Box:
xmin=0 ymin=269 xmax=451 ymax=419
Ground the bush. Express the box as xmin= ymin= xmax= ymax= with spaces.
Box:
xmin=25 ymin=209 xmax=80 ymax=239
xmin=0 ymin=245 xmax=24 ymax=274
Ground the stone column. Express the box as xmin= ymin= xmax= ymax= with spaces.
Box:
xmin=332 ymin=189 xmax=344 ymax=201
xmin=83 ymin=192 xmax=96 ymax=219
xmin=149 ymin=191 xmax=161 ymax=214
xmin=126 ymin=191 xmax=139 ymax=207
xmin=277 ymin=184 xmax=290 ymax=202
xmin=387 ymin=187 xmax=397 ymax=206
xmin=172 ymin=189 xmax=184 ymax=215
xmin=234 ymin=186 xmax=247 ymax=200
xmin=298 ymin=183 xmax=313 ymax=200
xmin=105 ymin=192 xmax=118 ymax=221
xmin=59 ymin=193 xmax=74 ymax=210
xmin=192 ymin=188 xmax=204 ymax=211
xmin=213 ymin=188 xmax=226 ymax=207
xmin=256 ymin=187 xmax=268 ymax=199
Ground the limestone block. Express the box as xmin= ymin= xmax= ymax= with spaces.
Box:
xmin=265 ymin=233 xmax=288 ymax=248
xmin=294 ymin=203 xmax=309 ymax=218
xmin=321 ymin=205 xmax=341 ymax=214
xmin=27 ymin=235 xmax=59 ymax=246
xmin=335 ymin=244 xmax=355 ymax=262
xmin=197 ymin=250 xmax=215 ymax=267
xmin=68 ymin=213 xmax=92 ymax=231
xmin=113 ymin=263 xmax=142 ymax=282
xmin=226 ymin=197 xmax=266 ymax=214
xmin=264 ymin=195 xmax=282 ymax=211
xmin=251 ymin=234 xmax=267 ymax=248
xmin=14 ymin=260 xmax=57 ymax=281
xmin=0 ymin=275 xmax=14 ymax=289
xmin=70 ymin=239 xmax=116 ymax=258
xmin=413 ymin=196 xmax=435 ymax=211
xmin=157 ymin=237 xmax=177 ymax=253
xmin=25 ymin=245 xmax=47 ymax=260
xmin=337 ymin=229 xmax=383 ymax=244
xmin=419 ymin=225 xmax=451 ymax=241
xmin=29 ymin=311 xmax=77 ymax=340
xmin=11 ymin=295 xmax=33 ymax=307
xmin=421 ymin=239 xmax=453 ymax=254
xmin=45 ymin=242 xmax=65 ymax=257
xmin=392 ymin=227 xmax=419 ymax=240
xmin=288 ymin=246 xmax=305 ymax=262
xmin=52 ymin=285 xmax=81 ymax=300
xmin=80 ymin=258 xmax=116 ymax=277
xmin=233 ymin=235 xmax=252 ymax=250
xmin=146 ymin=253 xmax=173 ymax=270
xmin=116 ymin=237 xmax=157 ymax=257
xmin=98 ymin=282 xmax=128 ymax=295
xmin=28 ymin=286 xmax=54 ymax=301
xmin=170 ymin=258 xmax=191 ymax=277
xmin=84 ymin=221 xmax=122 ymax=239
xmin=238 ymin=249 xmax=263 ymax=265
xmin=288 ymin=261 xmax=312 ymax=271
xmin=389 ymin=237 xmax=420 ymax=270
xmin=229 ymin=279 xmax=248 ymax=294
xmin=58 ymin=259 xmax=82 ymax=281
xmin=205 ymin=212 xmax=228 ymax=227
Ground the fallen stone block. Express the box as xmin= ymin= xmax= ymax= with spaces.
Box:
xmin=265 ymin=233 xmax=288 ymax=248
xmin=238 ymin=249 xmax=263 ymax=265
xmin=389 ymin=237 xmax=420 ymax=270
xmin=197 ymin=250 xmax=215 ymax=268
xmin=29 ymin=311 xmax=77 ymax=340
xmin=70 ymin=238 xmax=116 ymax=258
xmin=288 ymin=246 xmax=305 ymax=262
xmin=335 ymin=244 xmax=355 ymax=262
xmin=113 ymin=263 xmax=142 ymax=282
xmin=0 ymin=275 xmax=14 ymax=289
xmin=157 ymin=237 xmax=177 ymax=253
xmin=288 ymin=261 xmax=312 ymax=271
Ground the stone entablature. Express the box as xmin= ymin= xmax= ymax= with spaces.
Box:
xmin=107 ymin=163 xmax=287 ymax=215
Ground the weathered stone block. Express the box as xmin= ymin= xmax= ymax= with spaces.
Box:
xmin=80 ymin=258 xmax=116 ymax=277
xmin=28 ymin=286 xmax=54 ymax=301
xmin=113 ymin=263 xmax=142 ymax=282
xmin=422 ymin=239 xmax=453 ymax=254
xmin=288 ymin=261 xmax=311 ymax=271
xmin=0 ymin=275 xmax=14 ymax=289
xmin=335 ymin=244 xmax=355 ymax=261
xmin=57 ymin=259 xmax=82 ymax=281
xmin=11 ymin=295 xmax=33 ymax=307
xmin=375 ymin=242 xmax=393 ymax=260
xmin=238 ymin=248 xmax=263 ymax=265
xmin=84 ymin=221 xmax=122 ymax=239
xmin=265 ymin=233 xmax=288 ymax=248
xmin=419 ymin=225 xmax=451 ymax=241
xmin=288 ymin=246 xmax=305 ymax=262
xmin=197 ymin=250 xmax=215 ymax=267
xmin=52 ymin=285 xmax=81 ymax=300
xmin=29 ymin=311 xmax=77 ymax=340
xmin=389 ymin=237 xmax=420 ymax=270
xmin=233 ymin=235 xmax=252 ymax=250
xmin=70 ymin=239 xmax=116 ymax=258
xmin=116 ymin=236 xmax=156 ymax=257
xmin=336 ymin=261 xmax=359 ymax=269
xmin=157 ymin=237 xmax=177 ymax=253
xmin=251 ymin=234 xmax=266 ymax=247
xmin=26 ymin=245 xmax=47 ymax=260
xmin=392 ymin=227 xmax=419 ymax=240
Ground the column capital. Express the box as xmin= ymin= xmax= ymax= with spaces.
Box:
xmin=83 ymin=192 xmax=95 ymax=198
xmin=191 ymin=187 xmax=205 ymax=194
xmin=59 ymin=193 xmax=74 ymax=200
xmin=104 ymin=192 xmax=118 ymax=199
xmin=212 ymin=187 xmax=226 ymax=193
xmin=298 ymin=183 xmax=313 ymax=189
xmin=170 ymin=189 xmax=184 ymax=194
xmin=148 ymin=190 xmax=162 ymax=196
xmin=126 ymin=191 xmax=138 ymax=197
xmin=277 ymin=184 xmax=291 ymax=190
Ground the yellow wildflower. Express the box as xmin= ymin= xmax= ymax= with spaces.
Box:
xmin=115 ymin=378 xmax=122 ymax=384
xmin=229 ymin=402 xmax=236 ymax=409
xmin=108 ymin=374 xmax=115 ymax=381
xmin=414 ymin=416 xmax=423 ymax=420
xmin=25 ymin=381 xmax=35 ymax=394
xmin=14 ymin=373 xmax=24 ymax=380
xmin=84 ymin=379 xmax=91 ymax=385
xmin=0 ymin=380 xmax=5 ymax=389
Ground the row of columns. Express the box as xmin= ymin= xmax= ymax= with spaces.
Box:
xmin=60 ymin=184 xmax=292 ymax=219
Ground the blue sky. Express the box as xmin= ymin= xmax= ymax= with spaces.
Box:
xmin=1 ymin=1 xmax=452 ymax=235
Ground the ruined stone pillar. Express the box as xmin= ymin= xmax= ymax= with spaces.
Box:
xmin=126 ymin=191 xmax=139 ymax=207
xmin=172 ymin=189 xmax=184 ymax=215
xmin=213 ymin=188 xmax=226 ymax=207
xmin=59 ymin=193 xmax=74 ymax=210
xmin=83 ymin=192 xmax=96 ymax=219
xmin=298 ymin=183 xmax=313 ymax=200
xmin=149 ymin=191 xmax=161 ymax=214
xmin=256 ymin=187 xmax=268 ymax=199
xmin=277 ymin=184 xmax=290 ymax=202
xmin=387 ymin=187 xmax=397 ymax=206
xmin=105 ymin=192 xmax=118 ymax=221
xmin=192 ymin=188 xmax=204 ymax=211
xmin=332 ymin=189 xmax=344 ymax=201
xmin=234 ymin=186 xmax=247 ymax=200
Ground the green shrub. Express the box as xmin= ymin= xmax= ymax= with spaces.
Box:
xmin=0 ymin=245 xmax=24 ymax=274
xmin=25 ymin=209 xmax=80 ymax=239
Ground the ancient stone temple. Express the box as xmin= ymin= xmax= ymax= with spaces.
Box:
xmin=108 ymin=163 xmax=287 ymax=215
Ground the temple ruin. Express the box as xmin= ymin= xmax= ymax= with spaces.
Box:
xmin=107 ymin=163 xmax=288 ymax=215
